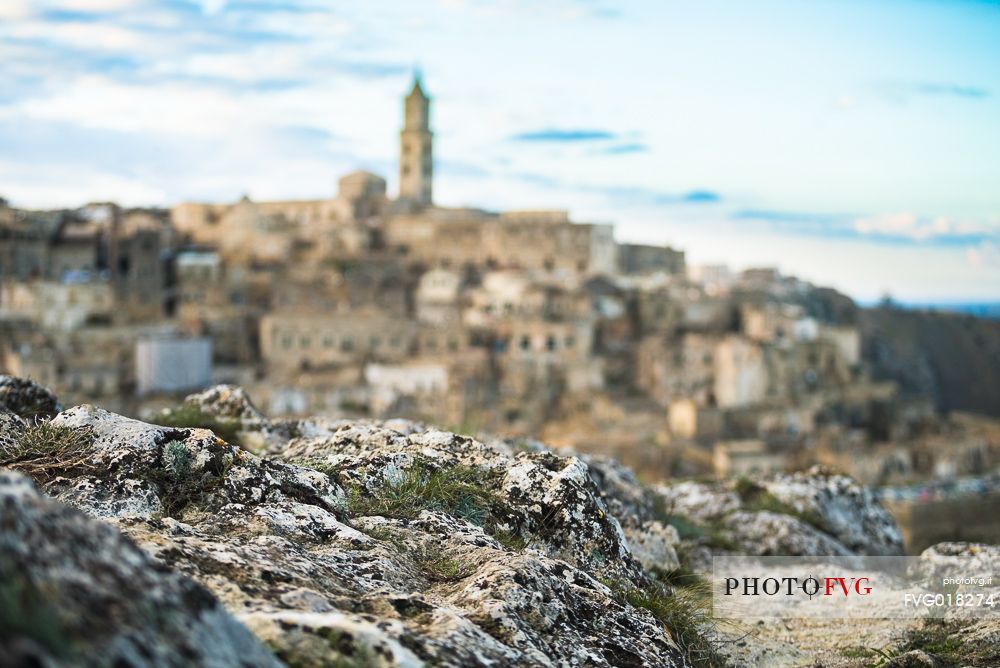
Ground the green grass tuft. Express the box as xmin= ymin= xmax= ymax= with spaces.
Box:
xmin=734 ymin=477 xmax=825 ymax=530
xmin=346 ymin=464 xmax=492 ymax=521
xmin=343 ymin=460 xmax=528 ymax=551
xmin=603 ymin=577 xmax=725 ymax=668
xmin=650 ymin=565 xmax=705 ymax=589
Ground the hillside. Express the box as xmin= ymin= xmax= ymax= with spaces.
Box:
xmin=861 ymin=306 xmax=1000 ymax=417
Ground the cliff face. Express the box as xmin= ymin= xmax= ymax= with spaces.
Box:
xmin=0 ymin=376 xmax=977 ymax=668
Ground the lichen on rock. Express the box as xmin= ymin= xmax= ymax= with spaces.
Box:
xmin=0 ymin=374 xmax=62 ymax=419
xmin=0 ymin=381 xmax=702 ymax=667
xmin=0 ymin=469 xmax=280 ymax=668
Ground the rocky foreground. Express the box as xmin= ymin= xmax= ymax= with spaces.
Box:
xmin=0 ymin=375 xmax=997 ymax=667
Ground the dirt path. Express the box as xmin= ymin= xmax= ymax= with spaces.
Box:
xmin=717 ymin=617 xmax=921 ymax=667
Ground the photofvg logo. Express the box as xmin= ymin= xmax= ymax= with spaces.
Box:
xmin=712 ymin=556 xmax=1000 ymax=620
xmin=723 ymin=574 xmax=872 ymax=599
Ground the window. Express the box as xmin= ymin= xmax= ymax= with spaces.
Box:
xmin=281 ymin=335 xmax=292 ymax=349
xmin=300 ymin=336 xmax=311 ymax=349
xmin=546 ymin=335 xmax=557 ymax=352
xmin=520 ymin=335 xmax=531 ymax=351
xmin=341 ymin=337 xmax=354 ymax=352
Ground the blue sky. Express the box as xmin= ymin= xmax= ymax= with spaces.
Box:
xmin=1 ymin=0 xmax=998 ymax=301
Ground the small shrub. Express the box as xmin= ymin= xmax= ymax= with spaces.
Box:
xmin=0 ymin=420 xmax=93 ymax=482
xmin=704 ymin=524 xmax=740 ymax=552
xmin=445 ymin=421 xmax=480 ymax=438
xmin=161 ymin=440 xmax=191 ymax=479
xmin=151 ymin=441 xmax=232 ymax=519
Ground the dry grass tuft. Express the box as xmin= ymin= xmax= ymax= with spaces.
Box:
xmin=0 ymin=420 xmax=94 ymax=482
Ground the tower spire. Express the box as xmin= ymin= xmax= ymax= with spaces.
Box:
xmin=399 ymin=73 xmax=433 ymax=207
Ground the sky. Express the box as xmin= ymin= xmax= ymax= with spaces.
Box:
xmin=1 ymin=0 xmax=998 ymax=302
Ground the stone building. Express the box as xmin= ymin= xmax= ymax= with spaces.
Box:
xmin=384 ymin=209 xmax=616 ymax=276
xmin=0 ymin=203 xmax=53 ymax=279
xmin=259 ymin=309 xmax=416 ymax=372
xmin=500 ymin=317 xmax=600 ymax=397
xmin=635 ymin=287 xmax=684 ymax=335
xmin=713 ymin=335 xmax=768 ymax=408
xmin=415 ymin=268 xmax=463 ymax=324
xmin=0 ymin=279 xmax=113 ymax=331
xmin=618 ymin=243 xmax=685 ymax=276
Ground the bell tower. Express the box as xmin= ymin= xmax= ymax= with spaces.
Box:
xmin=399 ymin=73 xmax=433 ymax=207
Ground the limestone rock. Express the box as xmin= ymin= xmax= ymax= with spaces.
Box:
xmin=44 ymin=404 xmax=343 ymax=520
xmin=0 ymin=470 xmax=279 ymax=668
xmin=2 ymin=386 xmax=690 ymax=667
xmin=720 ymin=511 xmax=852 ymax=557
xmin=0 ymin=374 xmax=62 ymax=418
xmin=654 ymin=479 xmax=741 ymax=524
xmin=654 ymin=468 xmax=903 ymax=559
xmin=184 ymin=384 xmax=269 ymax=424
xmin=2 ymin=378 xmax=924 ymax=667
xmin=0 ymin=407 xmax=25 ymax=447
xmin=762 ymin=465 xmax=903 ymax=556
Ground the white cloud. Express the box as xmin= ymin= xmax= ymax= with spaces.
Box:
xmin=0 ymin=0 xmax=144 ymax=17
xmin=853 ymin=212 xmax=999 ymax=241
xmin=55 ymin=0 xmax=144 ymax=11
xmin=199 ymin=0 xmax=226 ymax=16
xmin=0 ymin=161 xmax=167 ymax=208
xmin=0 ymin=1 xmax=32 ymax=19
xmin=1 ymin=19 xmax=145 ymax=52
xmin=967 ymin=240 xmax=1000 ymax=268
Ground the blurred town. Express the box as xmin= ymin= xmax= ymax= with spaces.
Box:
xmin=2 ymin=76 xmax=999 ymax=549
